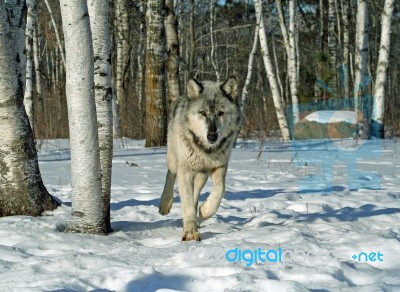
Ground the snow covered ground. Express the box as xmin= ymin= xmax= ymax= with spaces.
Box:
xmin=304 ymin=110 xmax=356 ymax=124
xmin=1 ymin=137 xmax=400 ymax=291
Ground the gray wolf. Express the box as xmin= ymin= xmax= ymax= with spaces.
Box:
xmin=159 ymin=76 xmax=242 ymax=241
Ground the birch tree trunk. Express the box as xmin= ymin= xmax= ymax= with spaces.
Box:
xmin=255 ymin=0 xmax=290 ymax=141
xmin=165 ymin=0 xmax=182 ymax=108
xmin=371 ymin=0 xmax=394 ymax=138
xmin=145 ymin=0 xmax=168 ymax=147
xmin=210 ymin=0 xmax=220 ymax=82
xmin=328 ymin=0 xmax=337 ymax=98
xmin=188 ymin=0 xmax=195 ymax=74
xmin=276 ymin=0 xmax=299 ymax=124
xmin=354 ymin=0 xmax=369 ymax=138
xmin=24 ymin=0 xmax=36 ymax=130
xmin=241 ymin=20 xmax=259 ymax=111
xmin=60 ymin=0 xmax=106 ymax=234
xmin=0 ymin=0 xmax=58 ymax=216
xmin=33 ymin=26 xmax=44 ymax=137
xmin=88 ymin=0 xmax=114 ymax=233
xmin=288 ymin=0 xmax=299 ymax=123
xmin=341 ymin=0 xmax=350 ymax=100
xmin=33 ymin=26 xmax=41 ymax=97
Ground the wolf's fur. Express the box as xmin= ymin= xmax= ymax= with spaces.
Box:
xmin=159 ymin=76 xmax=242 ymax=241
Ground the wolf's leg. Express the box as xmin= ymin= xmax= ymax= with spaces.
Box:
xmin=159 ymin=170 xmax=176 ymax=215
xmin=199 ymin=166 xmax=227 ymax=220
xmin=178 ymin=170 xmax=200 ymax=241
xmin=193 ymin=172 xmax=208 ymax=226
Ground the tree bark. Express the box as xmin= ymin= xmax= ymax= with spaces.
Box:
xmin=88 ymin=0 xmax=114 ymax=233
xmin=0 ymin=0 xmax=58 ymax=217
xmin=60 ymin=0 xmax=106 ymax=234
xmin=165 ymin=0 xmax=182 ymax=109
xmin=371 ymin=0 xmax=394 ymax=138
xmin=328 ymin=0 xmax=337 ymax=98
xmin=341 ymin=0 xmax=350 ymax=100
xmin=241 ymin=19 xmax=259 ymax=111
xmin=255 ymin=0 xmax=290 ymax=141
xmin=145 ymin=0 xmax=168 ymax=147
xmin=276 ymin=0 xmax=299 ymax=123
xmin=209 ymin=0 xmax=220 ymax=82
xmin=24 ymin=0 xmax=36 ymax=131
xmin=354 ymin=0 xmax=370 ymax=138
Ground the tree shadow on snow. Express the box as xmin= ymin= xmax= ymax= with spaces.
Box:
xmin=112 ymin=219 xmax=182 ymax=232
xmin=201 ymin=188 xmax=285 ymax=201
xmin=111 ymin=189 xmax=284 ymax=212
xmin=257 ymin=204 xmax=400 ymax=226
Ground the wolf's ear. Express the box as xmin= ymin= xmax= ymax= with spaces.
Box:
xmin=187 ymin=78 xmax=203 ymax=99
xmin=221 ymin=76 xmax=238 ymax=100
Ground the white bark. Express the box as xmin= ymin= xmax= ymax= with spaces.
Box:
xmin=288 ymin=0 xmax=299 ymax=123
xmin=24 ymin=0 xmax=36 ymax=130
xmin=276 ymin=0 xmax=299 ymax=123
xmin=0 ymin=0 xmax=57 ymax=216
xmin=60 ymin=0 xmax=105 ymax=234
xmin=33 ymin=26 xmax=41 ymax=97
xmin=165 ymin=0 xmax=182 ymax=107
xmin=272 ymin=35 xmax=284 ymax=106
xmin=241 ymin=21 xmax=259 ymax=111
xmin=354 ymin=0 xmax=369 ymax=129
xmin=328 ymin=0 xmax=337 ymax=97
xmin=371 ymin=0 xmax=394 ymax=138
xmin=341 ymin=0 xmax=350 ymax=99
xmin=88 ymin=0 xmax=114 ymax=232
xmin=5 ymin=0 xmax=26 ymax=87
xmin=210 ymin=0 xmax=220 ymax=82
xmin=255 ymin=0 xmax=290 ymax=141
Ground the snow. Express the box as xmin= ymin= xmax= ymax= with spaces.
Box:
xmin=1 ymin=137 xmax=400 ymax=291
xmin=304 ymin=110 xmax=356 ymax=124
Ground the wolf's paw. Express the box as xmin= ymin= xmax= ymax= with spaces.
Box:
xmin=158 ymin=200 xmax=172 ymax=215
xmin=158 ymin=205 xmax=171 ymax=215
xmin=182 ymin=230 xmax=201 ymax=241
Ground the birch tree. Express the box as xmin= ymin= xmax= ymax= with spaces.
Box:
xmin=0 ymin=0 xmax=58 ymax=216
xmin=210 ymin=0 xmax=220 ymax=82
xmin=327 ymin=0 xmax=337 ymax=97
xmin=88 ymin=0 xmax=114 ymax=232
xmin=24 ymin=0 xmax=36 ymax=129
xmin=255 ymin=0 xmax=290 ymax=141
xmin=241 ymin=19 xmax=259 ymax=111
xmin=371 ymin=0 xmax=394 ymax=138
xmin=60 ymin=0 xmax=106 ymax=234
xmin=165 ymin=0 xmax=181 ymax=108
xmin=341 ymin=0 xmax=350 ymax=99
xmin=145 ymin=0 xmax=168 ymax=147
xmin=276 ymin=0 xmax=299 ymax=123
xmin=354 ymin=0 xmax=369 ymax=138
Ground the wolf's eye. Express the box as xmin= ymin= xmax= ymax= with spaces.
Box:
xmin=218 ymin=111 xmax=225 ymax=116
xmin=199 ymin=111 xmax=207 ymax=117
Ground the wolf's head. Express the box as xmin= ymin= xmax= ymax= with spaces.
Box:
xmin=185 ymin=76 xmax=241 ymax=150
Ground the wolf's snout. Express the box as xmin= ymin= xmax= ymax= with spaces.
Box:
xmin=207 ymin=132 xmax=218 ymax=143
